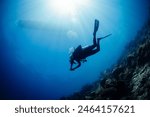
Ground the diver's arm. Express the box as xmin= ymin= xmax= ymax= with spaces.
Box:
xmin=70 ymin=60 xmax=76 ymax=71
xmin=70 ymin=60 xmax=81 ymax=71
xmin=70 ymin=62 xmax=74 ymax=71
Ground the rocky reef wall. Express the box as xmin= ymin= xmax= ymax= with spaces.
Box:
xmin=62 ymin=18 xmax=150 ymax=100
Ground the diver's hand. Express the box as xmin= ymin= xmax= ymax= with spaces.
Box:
xmin=83 ymin=59 xmax=87 ymax=63
xmin=70 ymin=68 xmax=75 ymax=71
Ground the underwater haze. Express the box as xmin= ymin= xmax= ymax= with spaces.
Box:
xmin=0 ymin=0 xmax=150 ymax=99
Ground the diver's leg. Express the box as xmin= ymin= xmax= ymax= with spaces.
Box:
xmin=87 ymin=39 xmax=100 ymax=56
xmin=93 ymin=32 xmax=97 ymax=46
xmin=84 ymin=29 xmax=98 ymax=52
xmin=82 ymin=39 xmax=100 ymax=58
xmin=83 ymin=45 xmax=95 ymax=52
xmin=82 ymin=20 xmax=100 ymax=54
xmin=97 ymin=38 xmax=100 ymax=51
xmin=93 ymin=39 xmax=100 ymax=54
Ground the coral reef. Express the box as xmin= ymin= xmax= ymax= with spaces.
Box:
xmin=62 ymin=18 xmax=150 ymax=100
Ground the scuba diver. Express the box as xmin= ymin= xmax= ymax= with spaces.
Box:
xmin=69 ymin=19 xmax=111 ymax=71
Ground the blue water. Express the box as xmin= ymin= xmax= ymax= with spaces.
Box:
xmin=0 ymin=0 xmax=150 ymax=99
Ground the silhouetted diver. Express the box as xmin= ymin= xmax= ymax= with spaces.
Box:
xmin=69 ymin=19 xmax=111 ymax=71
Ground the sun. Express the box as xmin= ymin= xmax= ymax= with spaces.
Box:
xmin=48 ymin=0 xmax=91 ymax=19
xmin=51 ymin=0 xmax=77 ymax=17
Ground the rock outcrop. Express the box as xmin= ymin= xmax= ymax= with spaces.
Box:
xmin=62 ymin=18 xmax=150 ymax=100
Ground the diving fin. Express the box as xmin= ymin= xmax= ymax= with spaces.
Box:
xmin=94 ymin=19 xmax=99 ymax=35
xmin=98 ymin=34 xmax=112 ymax=40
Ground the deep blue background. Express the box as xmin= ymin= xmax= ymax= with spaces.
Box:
xmin=0 ymin=0 xmax=150 ymax=99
